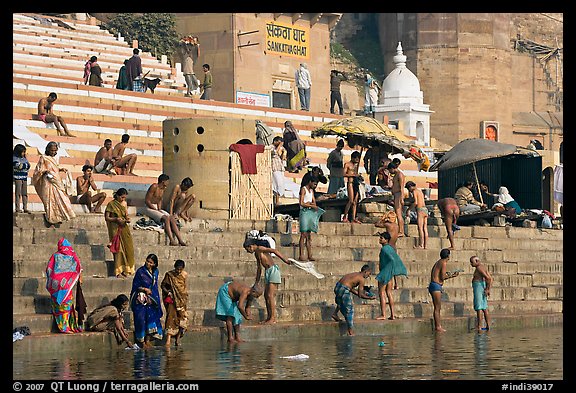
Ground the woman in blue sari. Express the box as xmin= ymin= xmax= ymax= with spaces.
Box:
xmin=130 ymin=253 xmax=163 ymax=348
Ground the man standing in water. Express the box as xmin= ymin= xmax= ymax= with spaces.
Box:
xmin=470 ymin=255 xmax=492 ymax=331
xmin=428 ymin=248 xmax=460 ymax=332
xmin=215 ymin=281 xmax=263 ymax=343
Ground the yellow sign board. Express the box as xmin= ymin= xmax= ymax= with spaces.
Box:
xmin=265 ymin=21 xmax=310 ymax=59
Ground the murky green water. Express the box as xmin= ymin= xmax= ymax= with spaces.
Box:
xmin=13 ymin=326 xmax=562 ymax=380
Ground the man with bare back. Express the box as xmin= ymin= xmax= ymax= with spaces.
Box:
xmin=243 ymin=233 xmax=292 ymax=325
xmin=388 ymin=161 xmax=406 ymax=236
xmin=167 ymin=177 xmax=195 ymax=222
xmin=341 ymin=151 xmax=362 ymax=223
xmin=437 ymin=197 xmax=461 ymax=250
xmin=331 ymin=264 xmax=376 ymax=336
xmin=111 ymin=134 xmax=138 ymax=176
xmin=142 ymin=174 xmax=187 ymax=246
xmin=470 ymin=255 xmax=492 ymax=331
xmin=405 ymin=181 xmax=429 ymax=249
xmin=215 ymin=281 xmax=263 ymax=343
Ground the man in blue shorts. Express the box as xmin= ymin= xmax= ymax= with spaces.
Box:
xmin=428 ymin=248 xmax=460 ymax=332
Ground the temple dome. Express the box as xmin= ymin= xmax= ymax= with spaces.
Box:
xmin=382 ymin=42 xmax=421 ymax=94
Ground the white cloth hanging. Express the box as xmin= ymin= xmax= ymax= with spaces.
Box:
xmin=553 ymin=164 xmax=563 ymax=205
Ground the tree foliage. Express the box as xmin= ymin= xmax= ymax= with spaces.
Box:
xmin=103 ymin=13 xmax=179 ymax=62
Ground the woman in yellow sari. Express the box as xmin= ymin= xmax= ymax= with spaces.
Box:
xmin=282 ymin=121 xmax=307 ymax=173
xmin=105 ymin=188 xmax=135 ymax=278
xmin=160 ymin=259 xmax=189 ymax=346
xmin=32 ymin=141 xmax=76 ymax=227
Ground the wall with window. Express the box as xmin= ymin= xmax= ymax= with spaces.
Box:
xmin=175 ymin=13 xmax=333 ymax=112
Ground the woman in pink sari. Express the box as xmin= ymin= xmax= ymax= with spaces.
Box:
xmin=32 ymin=141 xmax=76 ymax=227
xmin=46 ymin=238 xmax=84 ymax=333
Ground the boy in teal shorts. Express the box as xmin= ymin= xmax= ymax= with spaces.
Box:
xmin=243 ymin=231 xmax=292 ymax=325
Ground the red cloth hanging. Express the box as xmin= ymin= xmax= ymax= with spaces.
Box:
xmin=229 ymin=144 xmax=264 ymax=174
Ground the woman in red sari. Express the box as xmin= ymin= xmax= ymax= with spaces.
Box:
xmin=46 ymin=238 xmax=84 ymax=333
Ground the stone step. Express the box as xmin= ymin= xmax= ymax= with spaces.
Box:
xmin=512 ymin=261 xmax=564 ymax=274
xmin=16 ymin=254 xmax=546 ymax=281
xmin=545 ymin=285 xmax=563 ymax=299
xmin=9 ymin=226 xmax=462 ymax=256
xmin=13 ymin=211 xmax=564 ymax=235
xmin=13 ymin=241 xmax=564 ymax=267
xmin=14 ymin=283 xmax=555 ymax=317
xmin=14 ymin=267 xmax=556 ymax=305
xmin=13 ymin=214 xmax=564 ymax=246
xmin=13 ymin=299 xmax=563 ymax=333
xmin=13 ymin=221 xmax=565 ymax=255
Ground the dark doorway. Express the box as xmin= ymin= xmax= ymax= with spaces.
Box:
xmin=542 ymin=166 xmax=554 ymax=212
xmin=272 ymin=91 xmax=291 ymax=109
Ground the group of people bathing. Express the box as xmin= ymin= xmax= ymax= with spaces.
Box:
xmin=222 ymin=226 xmax=493 ymax=341
xmin=46 ymin=238 xmax=189 ymax=349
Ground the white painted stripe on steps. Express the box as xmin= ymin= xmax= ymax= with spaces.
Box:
xmin=60 ymin=143 xmax=161 ymax=156
xmin=13 ymin=83 xmax=342 ymax=125
xmin=13 ymin=123 xmax=70 ymax=157
xmin=12 ymin=50 xmax=171 ymax=77
xmin=14 ymin=119 xmax=163 ymax=139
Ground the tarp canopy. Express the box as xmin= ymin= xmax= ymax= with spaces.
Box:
xmin=429 ymin=138 xmax=539 ymax=172
xmin=311 ymin=116 xmax=415 ymax=154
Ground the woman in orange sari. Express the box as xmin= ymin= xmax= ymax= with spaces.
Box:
xmin=105 ymin=188 xmax=135 ymax=278
xmin=32 ymin=141 xmax=76 ymax=227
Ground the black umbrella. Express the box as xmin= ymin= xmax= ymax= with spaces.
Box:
xmin=429 ymin=138 xmax=538 ymax=172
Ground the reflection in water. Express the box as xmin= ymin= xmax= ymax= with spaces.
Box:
xmin=474 ymin=331 xmax=490 ymax=378
xmin=334 ymin=336 xmax=354 ymax=379
xmin=133 ymin=349 xmax=163 ymax=379
xmin=216 ymin=344 xmax=241 ymax=379
xmin=13 ymin=326 xmax=562 ymax=380
xmin=164 ymin=347 xmax=189 ymax=379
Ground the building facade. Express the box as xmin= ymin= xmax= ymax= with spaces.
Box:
xmin=377 ymin=13 xmax=563 ymax=151
xmin=174 ymin=13 xmax=342 ymax=113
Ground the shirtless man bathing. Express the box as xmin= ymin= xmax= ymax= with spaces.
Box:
xmin=243 ymin=232 xmax=292 ymax=325
xmin=142 ymin=174 xmax=187 ymax=246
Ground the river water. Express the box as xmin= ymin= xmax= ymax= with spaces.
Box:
xmin=13 ymin=326 xmax=562 ymax=381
